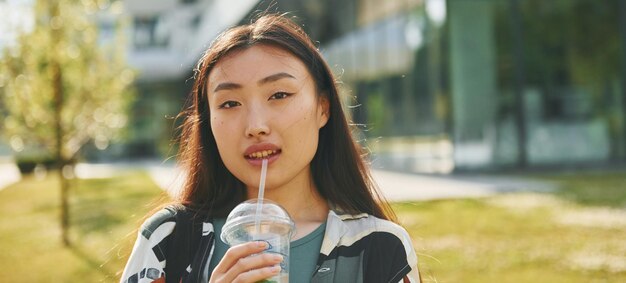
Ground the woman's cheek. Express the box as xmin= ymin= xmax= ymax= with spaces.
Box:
xmin=211 ymin=118 xmax=228 ymax=147
xmin=211 ymin=115 xmax=225 ymax=129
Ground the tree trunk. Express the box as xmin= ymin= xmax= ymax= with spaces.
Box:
xmin=619 ymin=0 xmax=626 ymax=162
xmin=58 ymin=159 xmax=70 ymax=246
xmin=50 ymin=0 xmax=69 ymax=247
xmin=53 ymin=59 xmax=69 ymax=246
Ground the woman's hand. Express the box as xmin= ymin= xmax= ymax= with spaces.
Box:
xmin=210 ymin=241 xmax=283 ymax=283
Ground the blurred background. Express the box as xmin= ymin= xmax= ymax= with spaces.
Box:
xmin=0 ymin=0 xmax=625 ymax=282
xmin=5 ymin=0 xmax=625 ymax=172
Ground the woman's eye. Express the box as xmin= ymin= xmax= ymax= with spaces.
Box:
xmin=218 ymin=101 xmax=241 ymax=109
xmin=269 ymin=92 xmax=292 ymax=100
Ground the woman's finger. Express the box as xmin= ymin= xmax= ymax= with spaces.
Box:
xmin=228 ymin=252 xmax=283 ymax=277
xmin=233 ymin=265 xmax=282 ymax=283
xmin=213 ymin=241 xmax=268 ymax=274
xmin=211 ymin=241 xmax=284 ymax=283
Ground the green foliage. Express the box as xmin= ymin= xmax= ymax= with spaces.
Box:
xmin=365 ymin=87 xmax=389 ymax=137
xmin=0 ymin=0 xmax=134 ymax=160
xmin=494 ymin=0 xmax=622 ymax=122
xmin=14 ymin=154 xmax=56 ymax=174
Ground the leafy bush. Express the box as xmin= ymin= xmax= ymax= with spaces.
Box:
xmin=15 ymin=155 xmax=57 ymax=174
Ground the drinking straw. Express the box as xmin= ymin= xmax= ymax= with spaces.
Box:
xmin=254 ymin=159 xmax=268 ymax=233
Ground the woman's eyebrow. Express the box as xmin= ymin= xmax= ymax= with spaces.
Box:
xmin=213 ymin=72 xmax=296 ymax=93
xmin=213 ymin=82 xmax=241 ymax=92
xmin=257 ymin=72 xmax=296 ymax=85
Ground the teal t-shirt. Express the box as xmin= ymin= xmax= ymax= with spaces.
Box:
xmin=289 ymin=221 xmax=326 ymax=282
xmin=208 ymin=218 xmax=228 ymax=275
xmin=208 ymin=219 xmax=326 ymax=282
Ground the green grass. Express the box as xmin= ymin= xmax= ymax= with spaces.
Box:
xmin=0 ymin=169 xmax=624 ymax=282
xmin=397 ymin=171 xmax=626 ymax=283
xmin=539 ymin=171 xmax=626 ymax=208
xmin=0 ymin=170 xmax=168 ymax=282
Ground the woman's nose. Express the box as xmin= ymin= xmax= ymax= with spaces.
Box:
xmin=245 ymin=107 xmax=271 ymax=138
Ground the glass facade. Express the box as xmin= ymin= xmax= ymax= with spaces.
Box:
xmin=492 ymin=0 xmax=625 ymax=167
xmin=105 ymin=0 xmax=626 ymax=170
xmin=289 ymin=0 xmax=626 ymax=171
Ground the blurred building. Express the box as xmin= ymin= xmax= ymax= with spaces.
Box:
xmin=116 ymin=0 xmax=626 ymax=172
xmin=97 ymin=0 xmax=257 ymax=158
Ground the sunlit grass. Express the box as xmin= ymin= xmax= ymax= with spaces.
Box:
xmin=397 ymin=172 xmax=626 ymax=283
xmin=539 ymin=171 xmax=626 ymax=208
xmin=0 ymin=169 xmax=624 ymax=282
xmin=0 ymin=170 xmax=168 ymax=282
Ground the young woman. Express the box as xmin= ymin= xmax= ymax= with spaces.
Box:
xmin=121 ymin=14 xmax=420 ymax=283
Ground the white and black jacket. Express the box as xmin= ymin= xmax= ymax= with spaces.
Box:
xmin=121 ymin=205 xmax=420 ymax=283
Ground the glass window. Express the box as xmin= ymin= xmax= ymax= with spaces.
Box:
xmin=133 ymin=16 xmax=168 ymax=49
xmin=492 ymin=0 xmax=624 ymax=164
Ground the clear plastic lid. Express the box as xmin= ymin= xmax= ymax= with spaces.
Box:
xmin=221 ymin=199 xmax=295 ymax=245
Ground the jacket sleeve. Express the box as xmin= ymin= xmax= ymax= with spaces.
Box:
xmin=395 ymin=226 xmax=420 ymax=283
xmin=361 ymin=220 xmax=421 ymax=283
xmin=377 ymin=221 xmax=420 ymax=283
xmin=120 ymin=209 xmax=177 ymax=283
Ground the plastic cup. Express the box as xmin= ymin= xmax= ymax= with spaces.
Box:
xmin=221 ymin=199 xmax=295 ymax=283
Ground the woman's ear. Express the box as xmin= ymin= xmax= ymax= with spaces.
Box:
xmin=317 ymin=95 xmax=330 ymax=129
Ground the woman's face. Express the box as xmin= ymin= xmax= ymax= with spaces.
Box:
xmin=207 ymin=44 xmax=329 ymax=192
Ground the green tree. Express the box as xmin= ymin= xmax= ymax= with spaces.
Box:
xmin=0 ymin=0 xmax=134 ymax=246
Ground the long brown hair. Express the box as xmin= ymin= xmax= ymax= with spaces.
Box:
xmin=176 ymin=13 xmax=396 ymax=221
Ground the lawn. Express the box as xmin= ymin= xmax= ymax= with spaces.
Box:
xmin=0 ymin=169 xmax=624 ymax=282
xmin=0 ymin=170 xmax=170 ymax=282
xmin=396 ymin=172 xmax=626 ymax=283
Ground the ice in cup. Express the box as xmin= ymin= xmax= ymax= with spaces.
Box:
xmin=221 ymin=199 xmax=295 ymax=283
